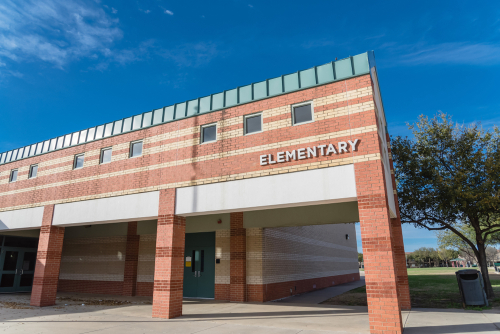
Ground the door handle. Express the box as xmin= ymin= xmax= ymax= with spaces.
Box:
xmin=15 ymin=269 xmax=18 ymax=274
xmin=21 ymin=269 xmax=24 ymax=275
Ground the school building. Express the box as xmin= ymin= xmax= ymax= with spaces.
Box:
xmin=0 ymin=51 xmax=410 ymax=334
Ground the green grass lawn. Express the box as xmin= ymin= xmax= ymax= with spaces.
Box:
xmin=321 ymin=268 xmax=500 ymax=309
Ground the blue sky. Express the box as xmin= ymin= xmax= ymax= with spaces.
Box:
xmin=1 ymin=0 xmax=499 ymax=252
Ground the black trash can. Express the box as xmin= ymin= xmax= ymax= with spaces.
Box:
xmin=455 ymin=269 xmax=488 ymax=307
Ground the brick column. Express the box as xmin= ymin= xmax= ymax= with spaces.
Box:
xmin=387 ymin=134 xmax=411 ymax=310
xmin=230 ymin=212 xmax=246 ymax=302
xmin=30 ymin=205 xmax=65 ymax=307
xmin=123 ymin=221 xmax=140 ymax=296
xmin=354 ymin=158 xmax=403 ymax=334
xmin=152 ymin=189 xmax=185 ymax=319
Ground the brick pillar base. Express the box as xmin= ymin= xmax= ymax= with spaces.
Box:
xmin=152 ymin=189 xmax=186 ymax=319
xmin=230 ymin=212 xmax=246 ymax=302
xmin=123 ymin=221 xmax=139 ymax=296
xmin=31 ymin=205 xmax=65 ymax=307
xmin=355 ymin=160 xmax=403 ymax=334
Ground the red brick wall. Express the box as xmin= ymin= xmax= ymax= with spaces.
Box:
xmin=353 ymin=102 xmax=403 ymax=334
xmin=123 ymin=222 xmax=139 ymax=296
xmin=58 ymin=280 xmax=124 ymax=295
xmin=0 ymin=75 xmax=375 ymax=213
xmin=152 ymin=189 xmax=185 ymax=319
xmin=386 ymin=134 xmax=411 ymax=310
xmin=136 ymin=282 xmax=154 ymax=297
xmin=31 ymin=205 xmax=65 ymax=307
xmin=230 ymin=212 xmax=246 ymax=302
xmin=215 ymin=283 xmax=230 ymax=300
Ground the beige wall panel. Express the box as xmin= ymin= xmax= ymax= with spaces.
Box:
xmin=262 ymin=224 xmax=358 ymax=284
xmin=59 ymin=235 xmax=126 ymax=281
xmin=215 ymin=229 xmax=230 ymax=284
xmin=137 ymin=234 xmax=156 ymax=283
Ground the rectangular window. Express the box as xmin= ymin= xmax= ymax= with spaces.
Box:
xmin=292 ymin=102 xmax=314 ymax=125
xmin=201 ymin=123 xmax=217 ymax=144
xmin=29 ymin=165 xmax=38 ymax=179
xmin=74 ymin=154 xmax=85 ymax=169
xmin=100 ymin=148 xmax=112 ymax=164
xmin=130 ymin=141 xmax=143 ymax=158
xmin=244 ymin=113 xmax=263 ymax=135
xmin=10 ymin=169 xmax=18 ymax=182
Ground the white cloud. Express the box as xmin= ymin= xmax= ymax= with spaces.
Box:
xmin=111 ymin=7 xmax=117 ymax=14
xmin=0 ymin=0 xmax=122 ymax=68
xmin=389 ymin=42 xmax=500 ymax=66
xmin=248 ymin=4 xmax=253 ymax=8
xmin=165 ymin=10 xmax=173 ymax=15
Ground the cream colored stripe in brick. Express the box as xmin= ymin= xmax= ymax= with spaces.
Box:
xmin=0 ymin=87 xmax=372 ymax=180
xmin=314 ymin=86 xmax=372 ymax=107
xmin=0 ymin=152 xmax=380 ymax=212
xmin=215 ymin=276 xmax=230 ymax=284
xmin=0 ymin=126 xmax=377 ymax=199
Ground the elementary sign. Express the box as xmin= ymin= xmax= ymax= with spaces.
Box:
xmin=260 ymin=139 xmax=359 ymax=166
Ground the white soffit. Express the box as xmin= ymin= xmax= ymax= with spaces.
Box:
xmin=176 ymin=164 xmax=357 ymax=216
xmin=0 ymin=207 xmax=44 ymax=231
xmin=53 ymin=191 xmax=160 ymax=226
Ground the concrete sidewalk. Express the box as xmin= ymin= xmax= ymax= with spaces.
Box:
xmin=2 ymin=292 xmax=500 ymax=333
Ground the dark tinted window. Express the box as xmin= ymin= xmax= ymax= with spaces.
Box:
xmin=245 ymin=114 xmax=262 ymax=134
xmin=201 ymin=125 xmax=217 ymax=143
xmin=293 ymin=104 xmax=313 ymax=124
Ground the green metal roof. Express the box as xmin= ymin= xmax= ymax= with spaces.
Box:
xmin=0 ymin=51 xmax=376 ymax=165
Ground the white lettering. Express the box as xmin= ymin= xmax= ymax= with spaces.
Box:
xmin=297 ymin=148 xmax=306 ymax=160
xmin=307 ymin=147 xmax=317 ymax=158
xmin=318 ymin=144 xmax=327 ymax=155
xmin=348 ymin=139 xmax=359 ymax=151
xmin=260 ymin=155 xmax=267 ymax=166
xmin=338 ymin=142 xmax=348 ymax=153
xmin=326 ymin=144 xmax=337 ymax=155
xmin=259 ymin=139 xmax=360 ymax=166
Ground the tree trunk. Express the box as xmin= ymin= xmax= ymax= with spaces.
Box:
xmin=477 ymin=242 xmax=495 ymax=299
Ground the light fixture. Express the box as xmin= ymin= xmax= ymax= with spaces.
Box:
xmin=345 ymin=234 xmax=349 ymax=240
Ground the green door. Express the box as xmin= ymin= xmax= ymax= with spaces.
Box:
xmin=0 ymin=236 xmax=38 ymax=293
xmin=0 ymin=247 xmax=37 ymax=292
xmin=183 ymin=232 xmax=215 ymax=298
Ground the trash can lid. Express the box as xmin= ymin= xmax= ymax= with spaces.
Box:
xmin=456 ymin=269 xmax=479 ymax=275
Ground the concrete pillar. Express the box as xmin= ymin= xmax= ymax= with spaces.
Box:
xmin=30 ymin=205 xmax=65 ymax=307
xmin=387 ymin=134 xmax=411 ymax=310
xmin=354 ymin=157 xmax=403 ymax=334
xmin=123 ymin=221 xmax=139 ymax=296
xmin=230 ymin=212 xmax=246 ymax=302
xmin=152 ymin=189 xmax=186 ymax=319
